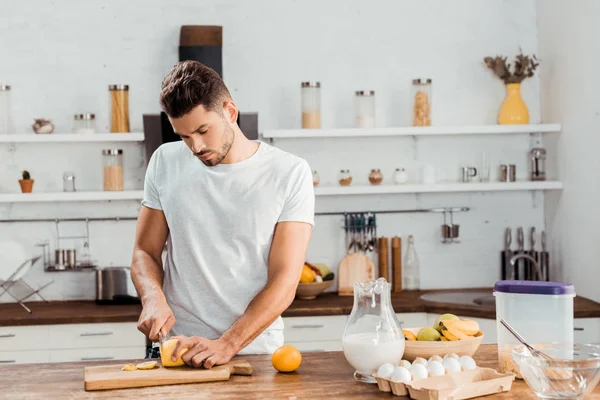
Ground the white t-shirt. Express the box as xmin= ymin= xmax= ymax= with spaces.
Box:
xmin=141 ymin=140 xmax=315 ymax=354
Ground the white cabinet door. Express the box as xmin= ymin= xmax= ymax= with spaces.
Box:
xmin=0 ymin=350 xmax=50 ymax=364
xmin=283 ymin=316 xmax=348 ymax=343
xmin=0 ymin=325 xmax=49 ymax=351
xmin=49 ymin=346 xmax=146 ymax=363
xmin=285 ymin=341 xmax=343 ymax=352
xmin=48 ymin=323 xmax=145 ymax=350
xmin=574 ymin=318 xmax=600 ymax=345
xmin=396 ymin=313 xmax=428 ymax=328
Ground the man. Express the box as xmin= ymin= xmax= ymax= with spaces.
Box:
xmin=131 ymin=60 xmax=314 ymax=369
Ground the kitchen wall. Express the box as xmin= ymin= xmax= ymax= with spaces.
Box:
xmin=537 ymin=0 xmax=600 ymax=302
xmin=0 ymin=0 xmax=545 ymax=302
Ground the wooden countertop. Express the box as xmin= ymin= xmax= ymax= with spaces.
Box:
xmin=1 ymin=345 xmax=599 ymax=399
xmin=1 ymin=288 xmax=599 ymax=327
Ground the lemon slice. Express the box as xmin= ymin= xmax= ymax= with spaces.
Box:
xmin=136 ymin=361 xmax=158 ymax=370
xmin=121 ymin=364 xmax=137 ymax=371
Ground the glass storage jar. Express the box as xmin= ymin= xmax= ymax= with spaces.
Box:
xmin=109 ymin=84 xmax=130 ymax=133
xmin=63 ymin=172 xmax=76 ymax=192
xmin=312 ymin=170 xmax=320 ymax=187
xmin=355 ymin=90 xmax=375 ymax=128
xmin=73 ymin=113 xmax=96 ymax=134
xmin=412 ymin=78 xmax=432 ymax=126
xmin=0 ymin=84 xmax=12 ymax=134
xmin=301 ymin=82 xmax=321 ymax=129
xmin=368 ymin=169 xmax=383 ymax=185
xmin=338 ymin=169 xmax=352 ymax=186
xmin=103 ymin=149 xmax=124 ymax=191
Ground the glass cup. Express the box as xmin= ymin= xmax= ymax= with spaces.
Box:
xmin=478 ymin=152 xmax=490 ymax=182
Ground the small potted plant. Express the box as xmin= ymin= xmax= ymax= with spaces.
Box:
xmin=19 ymin=170 xmax=34 ymax=193
xmin=483 ymin=50 xmax=539 ymax=124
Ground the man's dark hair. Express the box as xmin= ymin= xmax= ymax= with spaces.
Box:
xmin=159 ymin=61 xmax=231 ymax=118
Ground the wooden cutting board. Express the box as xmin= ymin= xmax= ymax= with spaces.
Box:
xmin=84 ymin=359 xmax=252 ymax=391
xmin=337 ymin=253 xmax=374 ymax=296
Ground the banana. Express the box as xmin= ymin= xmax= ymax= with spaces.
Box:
xmin=440 ymin=336 xmax=449 ymax=342
xmin=440 ymin=319 xmax=480 ymax=336
xmin=442 ymin=326 xmax=470 ymax=340
xmin=403 ymin=329 xmax=417 ymax=341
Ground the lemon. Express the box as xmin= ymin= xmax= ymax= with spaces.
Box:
xmin=136 ymin=361 xmax=158 ymax=370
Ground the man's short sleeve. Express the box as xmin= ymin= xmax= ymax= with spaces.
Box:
xmin=277 ymin=161 xmax=315 ymax=226
xmin=141 ymin=149 xmax=163 ymax=210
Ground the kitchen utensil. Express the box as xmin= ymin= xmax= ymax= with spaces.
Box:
xmin=337 ymin=253 xmax=375 ymax=296
xmin=95 ymin=267 xmax=140 ymax=304
xmin=65 ymin=249 xmax=77 ymax=269
xmin=391 ymin=237 xmax=402 ymax=292
xmin=541 ymin=231 xmax=549 ymax=281
xmin=402 ymin=327 xmax=484 ymax=362
xmin=460 ymin=166 xmax=477 ymax=182
xmin=528 ymin=227 xmax=538 ymax=280
xmin=501 ymin=228 xmax=512 ymax=280
xmin=441 ymin=210 xmax=452 ymax=244
xmin=378 ymin=237 xmax=389 ymax=281
xmin=500 ymin=318 xmax=552 ymax=360
xmin=84 ymin=359 xmax=253 ymax=391
xmin=530 ymin=147 xmax=547 ymax=181
xmin=516 ymin=227 xmax=525 ymax=279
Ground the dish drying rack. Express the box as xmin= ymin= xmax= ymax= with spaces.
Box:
xmin=38 ymin=219 xmax=98 ymax=272
xmin=0 ymin=256 xmax=53 ymax=313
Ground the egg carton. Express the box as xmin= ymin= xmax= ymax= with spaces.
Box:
xmin=372 ymin=368 xmax=515 ymax=399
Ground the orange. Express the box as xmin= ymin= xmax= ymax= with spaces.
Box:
xmin=160 ymin=338 xmax=189 ymax=367
xmin=271 ymin=345 xmax=302 ymax=372
xmin=299 ymin=265 xmax=316 ymax=283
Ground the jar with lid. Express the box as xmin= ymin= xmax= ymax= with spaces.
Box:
xmin=73 ymin=113 xmax=96 ymax=134
xmin=394 ymin=168 xmax=408 ymax=184
xmin=109 ymin=85 xmax=130 ymax=133
xmin=368 ymin=169 xmax=383 ymax=185
xmin=412 ymin=78 xmax=432 ymax=126
xmin=0 ymin=84 xmax=12 ymax=134
xmin=63 ymin=171 xmax=76 ymax=192
xmin=338 ymin=169 xmax=353 ymax=186
xmin=301 ymin=82 xmax=321 ymax=129
xmin=103 ymin=149 xmax=124 ymax=191
xmin=312 ymin=170 xmax=320 ymax=187
xmin=355 ymin=90 xmax=375 ymax=129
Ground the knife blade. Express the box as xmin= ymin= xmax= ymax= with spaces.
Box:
xmin=157 ymin=331 xmax=166 ymax=354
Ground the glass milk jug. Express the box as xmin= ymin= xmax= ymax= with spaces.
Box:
xmin=342 ymin=278 xmax=405 ymax=383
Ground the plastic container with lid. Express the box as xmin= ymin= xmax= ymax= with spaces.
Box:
xmin=494 ymin=280 xmax=575 ymax=376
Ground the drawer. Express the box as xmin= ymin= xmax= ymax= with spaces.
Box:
xmin=48 ymin=323 xmax=145 ymax=350
xmin=286 ymin=340 xmax=343 ymax=352
xmin=396 ymin=313 xmax=428 ymax=328
xmin=49 ymin=346 xmax=146 ymax=363
xmin=574 ymin=318 xmax=600 ymax=345
xmin=283 ymin=316 xmax=347 ymax=342
xmin=0 ymin=350 xmax=50 ymax=365
xmin=0 ymin=325 xmax=49 ymax=351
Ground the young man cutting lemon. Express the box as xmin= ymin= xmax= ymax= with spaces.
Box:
xmin=131 ymin=61 xmax=314 ymax=368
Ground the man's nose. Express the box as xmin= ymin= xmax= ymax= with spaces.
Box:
xmin=190 ymin=137 xmax=205 ymax=154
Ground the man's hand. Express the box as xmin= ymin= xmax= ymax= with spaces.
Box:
xmin=172 ymin=336 xmax=237 ymax=369
xmin=137 ymin=298 xmax=176 ymax=342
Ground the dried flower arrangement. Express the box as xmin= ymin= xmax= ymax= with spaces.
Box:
xmin=484 ymin=50 xmax=539 ymax=84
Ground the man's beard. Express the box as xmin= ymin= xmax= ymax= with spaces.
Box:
xmin=196 ymin=122 xmax=235 ymax=166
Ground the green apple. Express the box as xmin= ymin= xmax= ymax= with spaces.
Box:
xmin=434 ymin=313 xmax=459 ymax=333
xmin=417 ymin=327 xmax=441 ymax=341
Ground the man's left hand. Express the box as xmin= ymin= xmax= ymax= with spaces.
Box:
xmin=172 ymin=336 xmax=238 ymax=369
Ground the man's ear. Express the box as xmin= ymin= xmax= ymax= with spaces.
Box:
xmin=223 ymin=100 xmax=238 ymax=124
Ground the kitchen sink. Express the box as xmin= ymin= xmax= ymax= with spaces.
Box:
xmin=420 ymin=291 xmax=496 ymax=307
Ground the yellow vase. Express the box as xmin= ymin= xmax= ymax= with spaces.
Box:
xmin=498 ymin=83 xmax=529 ymax=125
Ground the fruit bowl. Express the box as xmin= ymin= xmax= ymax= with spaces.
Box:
xmin=402 ymin=327 xmax=484 ymax=362
xmin=295 ymin=280 xmax=334 ymax=300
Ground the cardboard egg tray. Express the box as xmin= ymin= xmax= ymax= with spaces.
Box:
xmin=372 ymin=368 xmax=515 ymax=400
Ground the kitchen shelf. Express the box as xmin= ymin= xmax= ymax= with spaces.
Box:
xmin=0 ymin=190 xmax=144 ymax=203
xmin=314 ymin=181 xmax=564 ymax=196
xmin=0 ymin=133 xmax=145 ymax=143
xmin=262 ymin=124 xmax=561 ymax=139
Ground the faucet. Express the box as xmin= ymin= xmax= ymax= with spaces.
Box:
xmin=509 ymin=253 xmax=542 ymax=280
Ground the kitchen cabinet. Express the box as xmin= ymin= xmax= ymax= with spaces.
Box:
xmin=0 ymin=350 xmax=50 ymax=364
xmin=49 ymin=347 xmax=145 ymax=363
xmin=283 ymin=315 xmax=347 ymax=352
xmin=0 ymin=325 xmax=50 ymax=351
xmin=48 ymin=323 xmax=143 ymax=349
xmin=574 ymin=318 xmax=600 ymax=344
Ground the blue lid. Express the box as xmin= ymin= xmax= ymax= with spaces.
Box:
xmin=494 ymin=280 xmax=575 ymax=295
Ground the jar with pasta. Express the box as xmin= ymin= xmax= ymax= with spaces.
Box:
xmin=102 ymin=149 xmax=124 ymax=191
xmin=412 ymin=78 xmax=432 ymax=126
xmin=109 ymin=84 xmax=130 ymax=133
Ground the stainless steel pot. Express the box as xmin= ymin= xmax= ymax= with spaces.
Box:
xmin=95 ymin=266 xmax=140 ymax=304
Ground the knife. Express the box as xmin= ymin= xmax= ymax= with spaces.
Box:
xmin=157 ymin=331 xmax=166 ymax=354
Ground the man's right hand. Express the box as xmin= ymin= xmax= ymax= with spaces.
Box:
xmin=137 ymin=299 xmax=176 ymax=342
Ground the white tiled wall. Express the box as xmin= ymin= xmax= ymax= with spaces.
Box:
xmin=0 ymin=0 xmax=546 ymax=302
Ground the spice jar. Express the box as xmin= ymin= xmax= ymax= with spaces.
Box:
xmin=301 ymin=82 xmax=321 ymax=129
xmin=63 ymin=172 xmax=76 ymax=192
xmin=0 ymin=84 xmax=12 ymax=134
xmin=312 ymin=170 xmax=320 ymax=187
xmin=109 ymin=85 xmax=130 ymax=133
xmin=355 ymin=90 xmax=375 ymax=129
xmin=73 ymin=113 xmax=96 ymax=134
xmin=369 ymin=169 xmax=383 ymax=185
xmin=412 ymin=78 xmax=432 ymax=126
xmin=394 ymin=168 xmax=408 ymax=184
xmin=338 ymin=170 xmax=353 ymax=186
xmin=102 ymin=149 xmax=124 ymax=191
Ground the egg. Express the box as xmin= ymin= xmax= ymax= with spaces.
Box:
xmin=398 ymin=360 xmax=412 ymax=370
xmin=427 ymin=360 xmax=446 ymax=377
xmin=459 ymin=355 xmax=477 ymax=371
xmin=443 ymin=357 xmax=462 ymax=374
xmin=412 ymin=357 xmax=428 ymax=367
xmin=390 ymin=366 xmax=412 ymax=384
xmin=428 ymin=355 xmax=443 ymax=364
xmin=376 ymin=362 xmax=395 ymax=378
xmin=443 ymin=352 xmax=460 ymax=361
xmin=410 ymin=363 xmax=429 ymax=380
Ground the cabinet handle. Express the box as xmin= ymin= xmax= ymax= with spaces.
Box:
xmin=81 ymin=357 xmax=114 ymax=361
xmin=291 ymin=324 xmax=324 ymax=329
xmin=0 ymin=334 xmax=15 ymax=338
xmin=574 ymin=327 xmax=584 ymax=331
xmin=80 ymin=332 xmax=114 ymax=337
xmin=0 ymin=360 xmax=16 ymax=363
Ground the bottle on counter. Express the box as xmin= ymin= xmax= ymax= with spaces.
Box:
xmin=403 ymin=234 xmax=420 ymax=290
